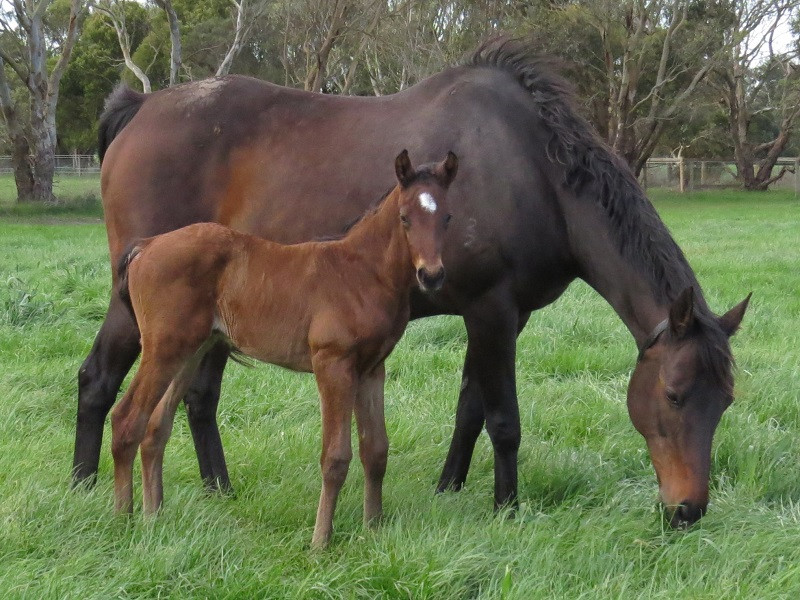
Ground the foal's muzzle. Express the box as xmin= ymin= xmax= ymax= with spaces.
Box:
xmin=417 ymin=266 xmax=445 ymax=291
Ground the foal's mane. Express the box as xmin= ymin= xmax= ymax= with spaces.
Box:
xmin=468 ymin=37 xmax=733 ymax=388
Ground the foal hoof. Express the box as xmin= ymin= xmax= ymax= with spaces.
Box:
xmin=310 ymin=535 xmax=331 ymax=551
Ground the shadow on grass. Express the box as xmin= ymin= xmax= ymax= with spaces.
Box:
xmin=0 ymin=193 xmax=103 ymax=222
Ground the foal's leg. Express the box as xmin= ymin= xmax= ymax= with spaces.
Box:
xmin=437 ymin=289 xmax=524 ymax=508
xmin=141 ymin=354 xmax=206 ymax=514
xmin=310 ymin=352 xmax=357 ymax=549
xmin=354 ymin=362 xmax=388 ymax=528
xmin=74 ymin=293 xmax=141 ymax=486
xmin=110 ymin=356 xmax=185 ymax=513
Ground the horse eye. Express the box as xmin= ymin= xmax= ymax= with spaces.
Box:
xmin=444 ymin=213 xmax=452 ymax=226
xmin=400 ymin=214 xmax=410 ymax=228
xmin=666 ymin=390 xmax=683 ymax=407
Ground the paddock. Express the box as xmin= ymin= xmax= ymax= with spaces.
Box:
xmin=0 ymin=189 xmax=798 ymax=596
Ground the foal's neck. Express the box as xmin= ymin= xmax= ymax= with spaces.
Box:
xmin=337 ymin=189 xmax=414 ymax=291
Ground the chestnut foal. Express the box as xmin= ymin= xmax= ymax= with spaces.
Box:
xmin=111 ymin=150 xmax=457 ymax=548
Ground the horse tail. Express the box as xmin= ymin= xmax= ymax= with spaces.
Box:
xmin=116 ymin=242 xmax=143 ymax=323
xmin=98 ymin=84 xmax=147 ymax=163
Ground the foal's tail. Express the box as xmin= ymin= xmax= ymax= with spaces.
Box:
xmin=117 ymin=242 xmax=143 ymax=323
xmin=98 ymin=84 xmax=147 ymax=163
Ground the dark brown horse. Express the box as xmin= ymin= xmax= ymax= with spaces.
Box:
xmin=78 ymin=38 xmax=749 ymax=527
xmin=112 ymin=151 xmax=456 ymax=547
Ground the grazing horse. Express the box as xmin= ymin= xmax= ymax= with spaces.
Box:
xmin=79 ymin=37 xmax=750 ymax=527
xmin=112 ymin=151 xmax=456 ymax=548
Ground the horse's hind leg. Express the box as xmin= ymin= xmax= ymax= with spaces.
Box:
xmin=141 ymin=351 xmax=207 ymax=514
xmin=74 ymin=293 xmax=141 ymax=486
xmin=110 ymin=356 xmax=181 ymax=513
xmin=354 ymin=362 xmax=388 ymax=528
xmin=183 ymin=341 xmax=232 ymax=492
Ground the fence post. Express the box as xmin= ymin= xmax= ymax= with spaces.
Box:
xmin=641 ymin=162 xmax=648 ymax=190
xmin=679 ymin=158 xmax=685 ymax=193
xmin=795 ymin=158 xmax=799 ymax=197
xmin=688 ymin=160 xmax=695 ymax=192
xmin=700 ymin=161 xmax=706 ymax=188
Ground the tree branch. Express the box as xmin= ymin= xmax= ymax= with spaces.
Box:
xmin=0 ymin=45 xmax=30 ymax=85
xmin=47 ymin=0 xmax=88 ymax=108
xmin=154 ymin=0 xmax=182 ymax=86
xmin=97 ymin=0 xmax=152 ymax=92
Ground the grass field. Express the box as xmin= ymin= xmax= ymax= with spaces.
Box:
xmin=0 ymin=189 xmax=799 ymax=598
xmin=0 ymin=174 xmax=101 ymax=220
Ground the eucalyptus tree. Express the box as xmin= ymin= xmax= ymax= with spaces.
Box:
xmin=0 ymin=0 xmax=89 ymax=202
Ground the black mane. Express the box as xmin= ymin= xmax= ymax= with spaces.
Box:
xmin=467 ymin=37 xmax=698 ymax=307
xmin=468 ymin=37 xmax=733 ymax=386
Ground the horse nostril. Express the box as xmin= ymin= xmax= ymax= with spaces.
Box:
xmin=669 ymin=500 xmax=706 ymax=528
xmin=417 ymin=267 xmax=445 ymax=291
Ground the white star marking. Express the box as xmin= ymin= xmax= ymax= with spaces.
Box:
xmin=418 ymin=192 xmax=437 ymax=213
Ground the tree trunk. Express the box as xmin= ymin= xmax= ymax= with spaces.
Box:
xmin=28 ymin=100 xmax=56 ymax=202
xmin=217 ymin=0 xmax=246 ymax=77
xmin=304 ymin=0 xmax=349 ymax=93
xmin=156 ymin=0 xmax=182 ymax=85
xmin=9 ymin=134 xmax=35 ymax=202
xmin=0 ymin=60 xmax=35 ymax=200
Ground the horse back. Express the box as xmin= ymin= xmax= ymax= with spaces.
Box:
xmin=101 ymin=70 xmax=574 ymax=312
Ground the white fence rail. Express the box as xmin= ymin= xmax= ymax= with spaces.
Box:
xmin=640 ymin=157 xmax=799 ymax=193
xmin=0 ymin=155 xmax=797 ymax=193
xmin=0 ymin=154 xmax=100 ymax=175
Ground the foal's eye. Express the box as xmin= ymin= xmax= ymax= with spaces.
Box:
xmin=666 ymin=390 xmax=683 ymax=407
xmin=400 ymin=214 xmax=410 ymax=228
xmin=444 ymin=213 xmax=452 ymax=227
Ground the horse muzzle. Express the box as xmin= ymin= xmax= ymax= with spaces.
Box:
xmin=664 ymin=498 xmax=707 ymax=528
xmin=416 ymin=265 xmax=445 ymax=292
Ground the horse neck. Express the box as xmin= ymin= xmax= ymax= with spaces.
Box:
xmin=565 ymin=188 xmax=708 ymax=347
xmin=336 ymin=190 xmax=414 ymax=292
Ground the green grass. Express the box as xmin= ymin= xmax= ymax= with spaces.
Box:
xmin=0 ymin=189 xmax=799 ymax=598
xmin=0 ymin=174 xmax=102 ymax=221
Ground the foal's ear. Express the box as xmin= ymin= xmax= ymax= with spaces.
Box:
xmin=718 ymin=292 xmax=752 ymax=337
xmin=436 ymin=151 xmax=458 ymax=187
xmin=395 ymin=149 xmax=415 ymax=187
xmin=669 ymin=286 xmax=695 ymax=339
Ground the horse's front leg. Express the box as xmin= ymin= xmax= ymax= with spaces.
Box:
xmin=354 ymin=362 xmax=388 ymax=528
xmin=437 ymin=288 xmax=524 ymax=508
xmin=310 ymin=352 xmax=357 ymax=549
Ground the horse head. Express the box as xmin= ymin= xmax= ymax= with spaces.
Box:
xmin=393 ymin=149 xmax=458 ymax=292
xmin=628 ymin=287 xmax=751 ymax=527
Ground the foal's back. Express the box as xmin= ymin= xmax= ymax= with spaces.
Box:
xmin=129 ymin=222 xmax=317 ymax=371
xmin=127 ymin=221 xmax=402 ymax=374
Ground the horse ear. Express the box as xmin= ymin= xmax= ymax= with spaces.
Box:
xmin=669 ymin=286 xmax=695 ymax=339
xmin=395 ymin=150 xmax=415 ymax=187
xmin=436 ymin=151 xmax=458 ymax=187
xmin=718 ymin=292 xmax=751 ymax=337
